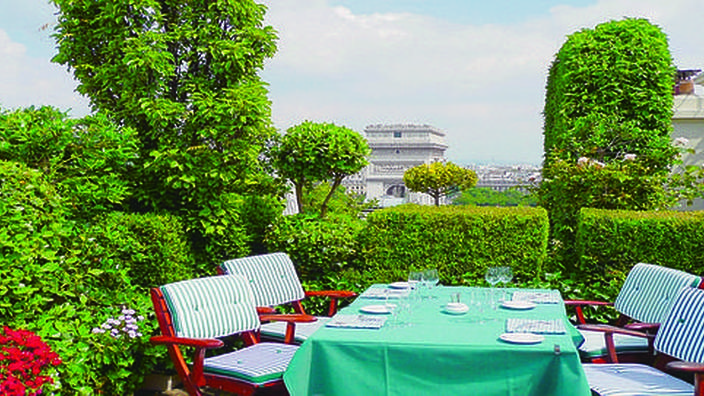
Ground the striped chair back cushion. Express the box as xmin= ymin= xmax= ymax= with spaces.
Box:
xmin=161 ymin=275 xmax=260 ymax=339
xmin=220 ymin=253 xmax=306 ymax=307
xmin=614 ymin=263 xmax=701 ymax=324
xmin=654 ymin=287 xmax=704 ymax=363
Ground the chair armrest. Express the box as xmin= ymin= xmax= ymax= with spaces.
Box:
xmin=577 ymin=324 xmax=653 ymax=363
xmin=150 ymin=335 xmax=224 ymax=349
xmin=667 ymin=361 xmax=704 ymax=374
xmin=305 ymin=290 xmax=358 ymax=299
xmin=257 ymin=306 xmax=278 ymax=314
xmin=151 ymin=335 xmax=224 ymax=387
xmin=259 ymin=313 xmax=317 ymax=344
xmin=259 ymin=313 xmax=317 ymax=323
xmin=623 ymin=322 xmax=660 ymax=333
xmin=305 ymin=290 xmax=358 ymax=316
xmin=564 ymin=300 xmax=614 ymax=324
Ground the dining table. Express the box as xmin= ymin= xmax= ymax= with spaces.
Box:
xmin=283 ymin=284 xmax=592 ymax=396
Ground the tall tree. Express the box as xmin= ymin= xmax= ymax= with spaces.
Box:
xmin=404 ymin=162 xmax=478 ymax=206
xmin=51 ymin=0 xmax=280 ymax=263
xmin=272 ymin=121 xmax=369 ymax=217
xmin=540 ymin=18 xmax=679 ymax=268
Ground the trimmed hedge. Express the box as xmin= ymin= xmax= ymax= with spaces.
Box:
xmin=357 ymin=205 xmax=549 ymax=286
xmin=577 ymin=208 xmax=704 ymax=279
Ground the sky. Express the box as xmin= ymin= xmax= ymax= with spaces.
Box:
xmin=1 ymin=1 xmax=703 ymax=165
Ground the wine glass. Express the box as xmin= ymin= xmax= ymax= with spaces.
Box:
xmin=484 ymin=267 xmax=500 ymax=307
xmin=408 ymin=271 xmax=423 ymax=301
xmin=484 ymin=267 xmax=500 ymax=287
xmin=423 ymin=268 xmax=439 ymax=299
xmin=498 ymin=266 xmax=513 ymax=301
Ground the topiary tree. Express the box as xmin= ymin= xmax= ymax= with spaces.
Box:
xmin=404 ymin=161 xmax=478 ymax=206
xmin=272 ymin=121 xmax=370 ymax=217
xmin=51 ymin=0 xmax=281 ymax=264
xmin=540 ymin=18 xmax=682 ymax=268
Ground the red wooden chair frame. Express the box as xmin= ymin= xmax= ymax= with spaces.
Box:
xmin=150 ymin=287 xmax=315 ymax=396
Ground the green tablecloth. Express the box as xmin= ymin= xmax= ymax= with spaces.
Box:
xmin=283 ymin=286 xmax=591 ymax=396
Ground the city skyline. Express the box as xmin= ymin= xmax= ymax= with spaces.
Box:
xmin=1 ymin=0 xmax=703 ymax=165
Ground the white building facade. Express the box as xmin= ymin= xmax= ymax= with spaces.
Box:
xmin=672 ymin=70 xmax=704 ymax=210
xmin=345 ymin=124 xmax=448 ymax=206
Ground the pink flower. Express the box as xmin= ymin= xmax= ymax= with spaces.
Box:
xmin=624 ymin=153 xmax=637 ymax=161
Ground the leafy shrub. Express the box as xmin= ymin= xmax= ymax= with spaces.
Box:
xmin=357 ymin=205 xmax=549 ymax=286
xmin=577 ymin=208 xmax=704 ymax=277
xmin=0 ymin=106 xmax=139 ymax=221
xmin=264 ymin=213 xmax=366 ymax=312
xmin=541 ymin=18 xmax=678 ymax=266
xmin=265 ymin=213 xmax=364 ymax=282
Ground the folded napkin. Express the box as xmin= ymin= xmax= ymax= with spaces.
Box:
xmin=511 ymin=290 xmax=562 ymax=304
xmin=359 ymin=288 xmax=409 ymax=299
xmin=326 ymin=314 xmax=387 ymax=329
xmin=506 ymin=318 xmax=566 ymax=334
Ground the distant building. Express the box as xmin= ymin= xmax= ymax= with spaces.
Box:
xmin=343 ymin=124 xmax=448 ymax=206
xmin=470 ymin=164 xmax=541 ymax=193
xmin=672 ymin=69 xmax=704 ymax=210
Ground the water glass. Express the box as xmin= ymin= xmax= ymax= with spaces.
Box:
xmin=423 ymin=268 xmax=439 ymax=298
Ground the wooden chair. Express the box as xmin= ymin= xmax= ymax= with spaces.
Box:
xmin=150 ymin=274 xmax=315 ymax=396
xmin=218 ymin=252 xmax=356 ymax=343
xmin=565 ymin=263 xmax=702 ymax=363
xmin=582 ymin=286 xmax=704 ymax=396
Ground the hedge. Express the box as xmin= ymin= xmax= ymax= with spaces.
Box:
xmin=576 ymin=208 xmax=704 ymax=280
xmin=357 ymin=205 xmax=549 ymax=286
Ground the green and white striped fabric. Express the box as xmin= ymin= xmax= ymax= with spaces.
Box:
xmin=614 ymin=263 xmax=701 ymax=324
xmin=161 ymin=275 xmax=260 ymax=339
xmin=654 ymin=286 xmax=704 ymax=363
xmin=204 ymin=342 xmax=298 ymax=384
xmin=584 ymin=287 xmax=704 ymax=396
xmin=220 ymin=253 xmax=306 ymax=307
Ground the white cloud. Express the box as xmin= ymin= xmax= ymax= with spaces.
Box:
xmin=261 ymin=0 xmax=704 ymax=164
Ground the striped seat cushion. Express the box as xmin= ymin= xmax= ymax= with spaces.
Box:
xmin=260 ymin=317 xmax=329 ymax=342
xmin=220 ymin=253 xmax=306 ymax=307
xmin=614 ymin=263 xmax=701 ymax=324
xmin=654 ymin=286 xmax=704 ymax=363
xmin=161 ymin=275 xmax=260 ymax=339
xmin=204 ymin=342 xmax=298 ymax=384
xmin=577 ymin=330 xmax=649 ymax=360
xmin=583 ymin=363 xmax=693 ymax=396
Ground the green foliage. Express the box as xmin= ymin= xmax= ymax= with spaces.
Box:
xmin=576 ymin=208 xmax=704 ymax=277
xmin=0 ymin=158 xmax=192 ymax=393
xmin=404 ymin=162 xmax=478 ymax=205
xmin=541 ymin=18 xmax=680 ymax=265
xmin=52 ymin=0 xmax=281 ymax=264
xmin=265 ymin=213 xmax=364 ymax=284
xmin=264 ymin=213 xmax=366 ymax=314
xmin=357 ymin=205 xmax=549 ymax=286
xmin=271 ymin=121 xmax=370 ymax=217
xmin=303 ymin=182 xmax=375 ymax=218
xmin=454 ymin=187 xmax=537 ymax=207
xmin=0 ymin=106 xmax=139 ymax=221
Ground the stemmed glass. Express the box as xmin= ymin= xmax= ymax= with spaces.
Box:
xmin=423 ymin=269 xmax=439 ymax=299
xmin=484 ymin=267 xmax=500 ymax=307
xmin=408 ymin=271 xmax=423 ymax=301
xmin=497 ymin=266 xmax=513 ymax=302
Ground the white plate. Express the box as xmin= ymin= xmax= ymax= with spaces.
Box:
xmin=499 ymin=333 xmax=544 ymax=344
xmin=389 ymin=282 xmax=410 ymax=289
xmin=443 ymin=303 xmax=469 ymax=315
xmin=501 ymin=301 xmax=537 ymax=310
xmin=360 ymin=304 xmax=391 ymax=314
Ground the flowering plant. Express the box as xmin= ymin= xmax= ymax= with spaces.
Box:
xmin=92 ymin=307 xmax=145 ymax=339
xmin=0 ymin=327 xmax=62 ymax=396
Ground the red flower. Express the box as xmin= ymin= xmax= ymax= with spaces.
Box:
xmin=0 ymin=327 xmax=62 ymax=396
